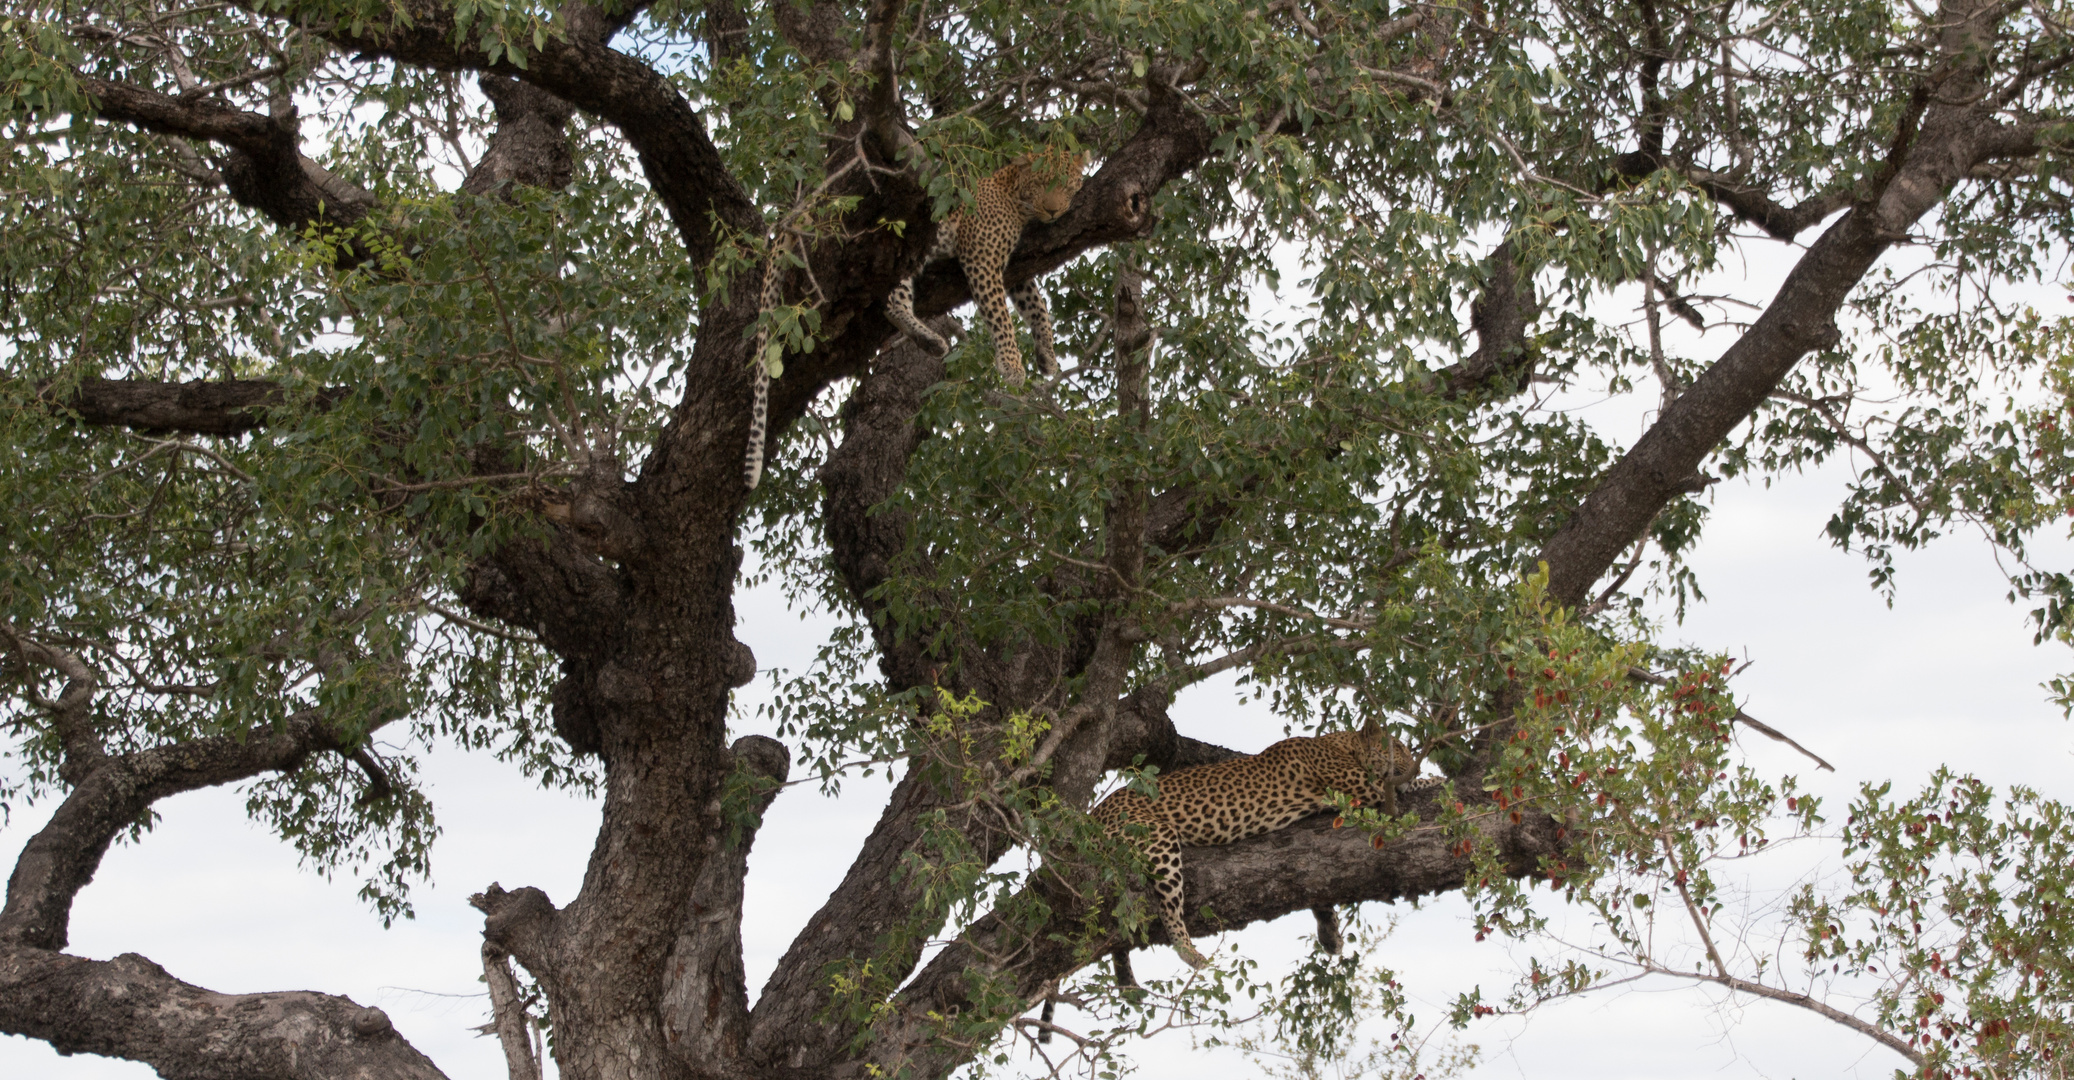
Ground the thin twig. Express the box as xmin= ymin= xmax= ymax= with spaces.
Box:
xmin=425 ymin=603 xmax=541 ymax=646
xmin=1167 ymin=595 xmax=1374 ymax=631
xmin=1645 ymin=962 xmax=1924 ymax=1066
xmin=1626 ymin=667 xmax=1835 ymax=772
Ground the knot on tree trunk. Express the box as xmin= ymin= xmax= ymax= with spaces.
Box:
xmin=351 ymin=1007 xmax=393 ymax=1037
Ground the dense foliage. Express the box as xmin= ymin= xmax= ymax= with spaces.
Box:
xmin=5 ymin=0 xmax=2074 ymax=1076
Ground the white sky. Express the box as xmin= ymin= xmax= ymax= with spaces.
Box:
xmin=8 ymin=235 xmax=2074 ymax=1079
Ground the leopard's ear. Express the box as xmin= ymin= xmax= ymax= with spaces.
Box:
xmin=1358 ymin=714 xmax=1381 ymax=742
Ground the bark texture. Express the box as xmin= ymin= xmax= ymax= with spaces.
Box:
xmin=1 ymin=949 xmax=442 ymax=1080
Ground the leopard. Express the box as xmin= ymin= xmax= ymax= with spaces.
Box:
xmin=1088 ymin=716 xmax=1442 ymax=970
xmin=885 ymin=149 xmax=1089 ymax=385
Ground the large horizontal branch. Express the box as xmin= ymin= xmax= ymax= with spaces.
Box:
xmin=0 ymin=709 xmax=358 ymax=952
xmin=31 ymin=376 xmax=341 ymax=436
xmin=276 ymin=0 xmax=758 ymax=265
xmin=867 ymin=785 xmax=1555 ymax=1080
xmin=79 ymin=74 xmax=375 ymax=233
xmin=0 ymin=946 xmax=447 ymax=1080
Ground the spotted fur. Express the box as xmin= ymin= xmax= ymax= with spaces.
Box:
xmin=885 ymin=150 xmax=1088 ymax=384
xmin=1090 ymin=718 xmax=1441 ymax=969
xmin=742 ymin=238 xmax=791 ymax=491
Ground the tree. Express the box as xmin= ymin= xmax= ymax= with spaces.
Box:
xmin=5 ymin=0 xmax=2074 ymax=1076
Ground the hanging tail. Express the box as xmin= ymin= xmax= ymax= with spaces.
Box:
xmin=744 ymin=359 xmax=769 ymax=489
xmin=743 ymin=244 xmax=784 ymax=490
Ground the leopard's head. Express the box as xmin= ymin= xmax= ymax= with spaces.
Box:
xmin=1355 ymin=716 xmax=1415 ymax=781
xmin=1014 ymin=149 xmax=1089 ymax=222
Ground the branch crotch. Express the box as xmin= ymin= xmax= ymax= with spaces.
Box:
xmin=661 ymin=735 xmax=790 ymax=1068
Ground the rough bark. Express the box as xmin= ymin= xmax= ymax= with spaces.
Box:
xmin=659 ymin=736 xmax=789 ymax=1070
xmin=482 ymin=944 xmax=544 ymax=1080
xmin=0 ymin=949 xmax=444 ymax=1080
xmin=462 ymin=76 xmax=579 ymax=197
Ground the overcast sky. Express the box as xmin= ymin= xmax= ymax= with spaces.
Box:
xmin=9 ymin=234 xmax=2074 ymax=1079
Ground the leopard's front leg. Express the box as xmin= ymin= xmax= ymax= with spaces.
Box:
xmin=1142 ymin=827 xmax=1210 ymax=970
xmin=959 ymin=247 xmax=1027 ymax=385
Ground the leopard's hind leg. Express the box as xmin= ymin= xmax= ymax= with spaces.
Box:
xmin=1110 ymin=946 xmax=1138 ymax=989
xmin=886 ymin=228 xmax=956 ymax=358
xmin=1312 ymin=906 xmax=1344 ymax=955
xmin=1010 ymin=277 xmax=1059 ymax=377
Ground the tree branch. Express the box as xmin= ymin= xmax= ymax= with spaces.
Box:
xmin=773 ymin=0 xmax=861 ymax=66
xmin=659 ymin=735 xmax=789 ymax=1071
xmin=1432 ymin=238 xmax=1542 ymax=400
xmin=0 ymin=624 xmax=102 ymax=783
xmin=78 ymin=73 xmax=376 ymax=235
xmin=1539 ymin=0 xmax=2016 ymax=609
xmin=31 ymin=376 xmax=341 ymax=436
xmin=1626 ymin=667 xmax=1834 ymax=771
xmin=1648 ymin=963 xmax=1923 ymax=1066
xmin=275 ymin=0 xmax=760 ymax=265
xmin=461 ymin=75 xmax=578 ymax=197
xmin=0 ymin=946 xmax=448 ymax=1080
xmin=0 ymin=709 xmax=366 ymax=953
xmin=481 ymin=944 xmax=543 ymax=1080
xmin=865 ymin=786 xmax=1552 ymax=1080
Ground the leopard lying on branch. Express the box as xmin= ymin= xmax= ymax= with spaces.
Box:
xmin=1091 ymin=717 xmax=1441 ymax=969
